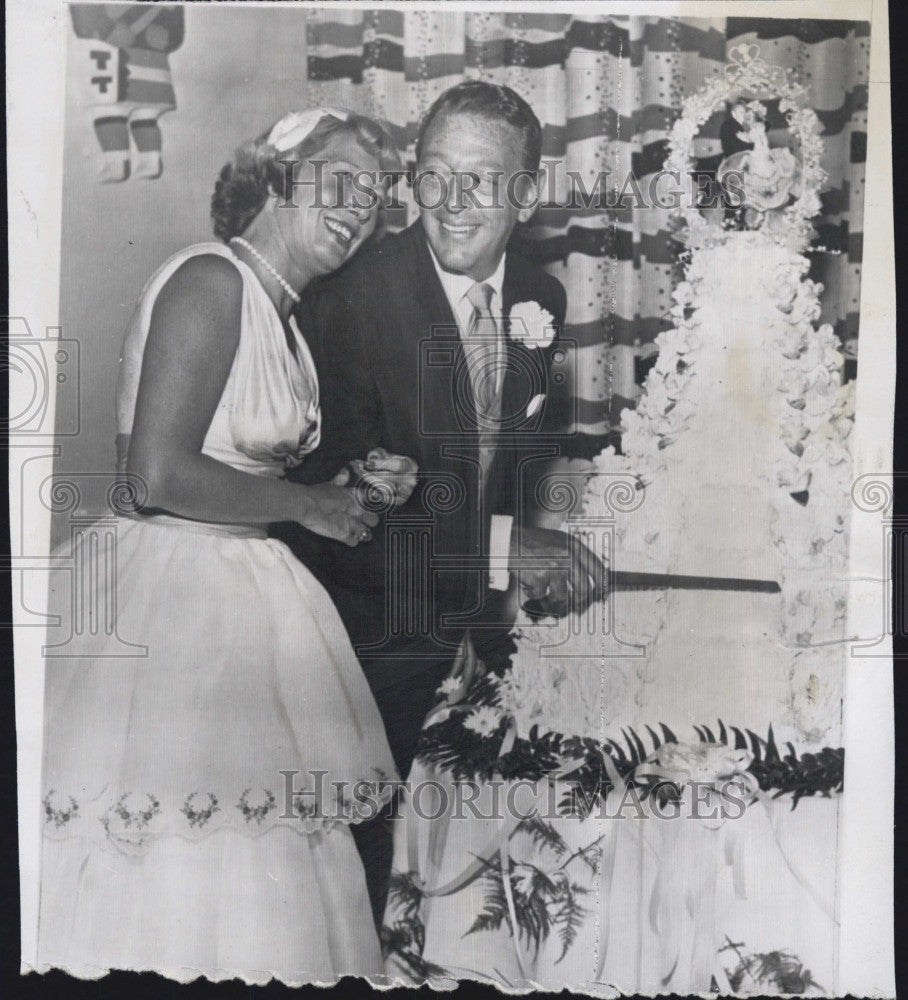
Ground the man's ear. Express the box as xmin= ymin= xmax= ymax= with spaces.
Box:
xmin=515 ymin=171 xmax=540 ymax=225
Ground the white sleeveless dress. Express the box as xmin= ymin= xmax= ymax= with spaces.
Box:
xmin=36 ymin=243 xmax=398 ymax=985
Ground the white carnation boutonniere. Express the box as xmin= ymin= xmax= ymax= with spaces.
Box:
xmin=508 ymin=301 xmax=556 ymax=350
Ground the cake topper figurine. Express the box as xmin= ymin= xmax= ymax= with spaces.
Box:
xmin=717 ymin=101 xmax=803 ymax=232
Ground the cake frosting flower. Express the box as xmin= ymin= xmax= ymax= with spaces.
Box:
xmin=508 ymin=51 xmax=852 ymax=753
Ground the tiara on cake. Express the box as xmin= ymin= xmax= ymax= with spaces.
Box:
xmin=722 ymin=43 xmax=807 ymax=101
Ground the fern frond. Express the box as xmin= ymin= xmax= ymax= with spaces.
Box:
xmin=516 ymin=814 xmax=569 ymax=860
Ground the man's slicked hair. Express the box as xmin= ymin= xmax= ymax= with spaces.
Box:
xmin=415 ymin=80 xmax=543 ymax=173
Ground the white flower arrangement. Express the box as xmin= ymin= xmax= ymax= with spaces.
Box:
xmin=508 ymin=301 xmax=556 ymax=349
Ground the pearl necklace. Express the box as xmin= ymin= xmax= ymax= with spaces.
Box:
xmin=229 ymin=237 xmax=301 ymax=305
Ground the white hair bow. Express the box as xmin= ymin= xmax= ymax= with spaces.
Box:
xmin=266 ymin=108 xmax=350 ymax=153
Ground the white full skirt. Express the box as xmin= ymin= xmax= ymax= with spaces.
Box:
xmin=36 ymin=515 xmax=397 ymax=985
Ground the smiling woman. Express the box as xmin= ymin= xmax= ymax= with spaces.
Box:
xmin=213 ymin=109 xmax=401 ymax=296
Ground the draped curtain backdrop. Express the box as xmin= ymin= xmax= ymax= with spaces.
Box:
xmin=306 ymin=12 xmax=869 ymax=456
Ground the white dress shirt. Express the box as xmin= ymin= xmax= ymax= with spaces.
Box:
xmin=427 ymin=246 xmax=512 ymax=591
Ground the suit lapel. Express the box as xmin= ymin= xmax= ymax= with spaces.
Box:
xmin=500 ymin=255 xmax=528 ymax=428
xmin=487 ymin=256 xmax=551 ymax=514
xmin=407 ymin=224 xmax=481 ymax=436
xmin=410 ymin=223 xmax=458 ymax=332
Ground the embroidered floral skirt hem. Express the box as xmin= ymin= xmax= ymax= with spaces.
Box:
xmin=37 ymin=824 xmax=382 ymax=984
xmin=36 ymin=516 xmax=398 ymax=982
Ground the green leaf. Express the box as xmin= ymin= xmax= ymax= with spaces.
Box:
xmin=627 ymin=726 xmax=647 ymax=763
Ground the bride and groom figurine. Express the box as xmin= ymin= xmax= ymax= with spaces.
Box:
xmin=717 ymin=100 xmax=802 ymax=231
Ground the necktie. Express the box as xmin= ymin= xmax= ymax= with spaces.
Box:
xmin=464 ymin=281 xmax=503 ymax=487
xmin=464 ymin=282 xmax=503 ymax=426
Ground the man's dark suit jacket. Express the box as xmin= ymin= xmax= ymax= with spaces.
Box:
xmin=273 ymin=221 xmax=567 ymax=696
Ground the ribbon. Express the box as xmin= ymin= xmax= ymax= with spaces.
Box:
xmin=639 ymin=739 xmax=838 ymax=924
xmin=633 ymin=742 xmax=759 ymax=989
xmin=403 ymin=714 xmax=536 ymax=981
xmin=634 ymin=741 xmax=760 ymax=806
xmin=265 ymin=107 xmax=349 ymax=153
xmin=405 ymin=712 xmax=519 ymax=899
xmin=634 ymin=740 xmax=837 ymax=988
xmin=404 ymin=703 xmax=601 ymax=984
xmin=498 ymin=803 xmax=530 ymax=983
xmin=755 ymin=789 xmax=839 ymax=924
xmin=593 ymin=749 xmax=628 ymax=983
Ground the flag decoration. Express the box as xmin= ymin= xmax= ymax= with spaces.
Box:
xmin=70 ymin=4 xmax=184 ymax=182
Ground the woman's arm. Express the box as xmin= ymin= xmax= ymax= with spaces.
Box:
xmin=126 ymin=254 xmax=376 ymax=545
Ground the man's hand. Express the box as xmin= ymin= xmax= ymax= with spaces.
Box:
xmin=508 ymin=524 xmax=606 ymax=618
xmin=347 ymin=447 xmax=419 ymax=509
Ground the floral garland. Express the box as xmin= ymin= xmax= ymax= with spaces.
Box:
xmin=416 ymin=676 xmax=844 ymax=813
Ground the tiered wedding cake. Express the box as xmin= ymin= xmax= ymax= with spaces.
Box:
xmin=393 ymin=50 xmax=851 ymax=993
xmin=496 ymin=48 xmax=854 ymax=754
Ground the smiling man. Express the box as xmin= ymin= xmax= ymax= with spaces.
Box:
xmin=273 ymin=81 xmax=604 ymax=923
xmin=416 ymin=107 xmax=538 ymax=280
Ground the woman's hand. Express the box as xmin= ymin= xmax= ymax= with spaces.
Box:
xmin=348 ymin=448 xmax=419 ymax=508
xmin=295 ymin=470 xmax=380 ymax=546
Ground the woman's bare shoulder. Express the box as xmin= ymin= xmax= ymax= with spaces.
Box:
xmin=147 ymin=250 xmax=245 ymax=355
xmin=160 ymin=250 xmax=245 ymax=304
